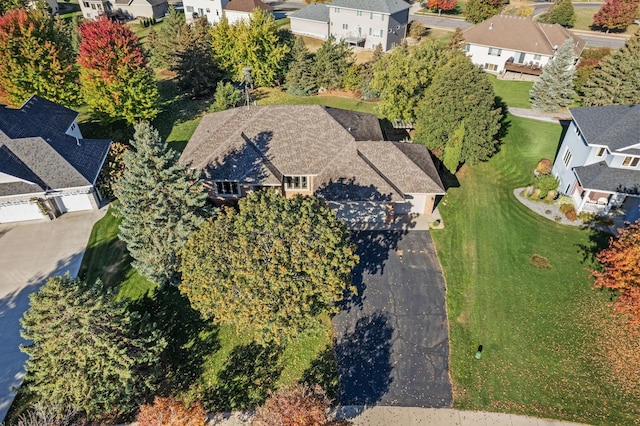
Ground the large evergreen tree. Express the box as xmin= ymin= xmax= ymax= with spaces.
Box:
xmin=530 ymin=38 xmax=577 ymax=112
xmin=593 ymin=0 xmax=640 ymax=31
xmin=20 ymin=275 xmax=167 ymax=420
xmin=173 ymin=18 xmax=220 ymax=97
xmin=78 ymin=17 xmax=159 ymax=124
xmin=414 ymin=55 xmax=503 ymax=166
xmin=371 ymin=41 xmax=454 ymax=121
xmin=150 ymin=5 xmax=186 ymax=69
xmin=540 ymin=0 xmax=576 ymax=27
xmin=179 ymin=190 xmax=358 ymax=343
xmin=284 ymin=36 xmax=317 ymax=96
xmin=312 ymin=35 xmax=353 ymax=90
xmin=581 ymin=32 xmax=640 ymax=105
xmin=211 ymin=9 xmax=293 ymax=87
xmin=0 ymin=8 xmax=78 ymax=106
xmin=114 ymin=123 xmax=209 ymax=287
xmin=464 ymin=0 xmax=503 ymax=23
xmin=359 ymin=43 xmax=384 ymax=99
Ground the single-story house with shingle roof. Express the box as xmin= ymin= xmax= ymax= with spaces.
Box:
xmin=552 ymin=104 xmax=640 ymax=218
xmin=462 ymin=15 xmax=585 ymax=76
xmin=0 ymin=96 xmax=111 ymax=223
xmin=290 ymin=0 xmax=410 ymax=51
xmin=179 ymin=105 xmax=445 ymax=224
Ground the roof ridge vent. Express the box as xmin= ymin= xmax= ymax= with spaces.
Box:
xmin=489 ymin=23 xmax=493 ymax=30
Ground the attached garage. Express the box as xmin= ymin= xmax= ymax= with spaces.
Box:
xmin=0 ymin=200 xmax=45 ymax=223
xmin=55 ymin=193 xmax=95 ymax=213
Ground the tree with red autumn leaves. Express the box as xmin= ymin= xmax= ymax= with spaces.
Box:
xmin=137 ymin=396 xmax=207 ymax=426
xmin=0 ymin=8 xmax=78 ymax=106
xmin=252 ymin=384 xmax=332 ymax=426
xmin=592 ymin=220 xmax=640 ymax=330
xmin=78 ymin=17 xmax=158 ymax=124
xmin=427 ymin=0 xmax=458 ymax=13
xmin=592 ymin=0 xmax=640 ymax=31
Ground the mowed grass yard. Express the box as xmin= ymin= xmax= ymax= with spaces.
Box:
xmin=432 ymin=115 xmax=640 ymax=424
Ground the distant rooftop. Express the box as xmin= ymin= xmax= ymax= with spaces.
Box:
xmin=331 ymin=0 xmax=410 ymax=15
xmin=570 ymin=104 xmax=640 ymax=152
xmin=290 ymin=2 xmax=329 ymax=22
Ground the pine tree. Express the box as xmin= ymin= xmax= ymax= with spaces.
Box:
xmin=0 ymin=8 xmax=79 ymax=106
xmin=114 ymin=123 xmax=209 ymax=287
xmin=152 ymin=5 xmax=186 ymax=69
xmin=285 ymin=37 xmax=317 ymax=96
xmin=312 ymin=35 xmax=353 ymax=90
xmin=212 ymin=81 xmax=242 ymax=111
xmin=78 ymin=17 xmax=159 ymax=124
xmin=530 ymin=38 xmax=577 ymax=112
xmin=20 ymin=275 xmax=167 ymax=420
xmin=173 ymin=18 xmax=220 ymax=97
xmin=414 ymin=54 xmax=503 ymax=165
xmin=541 ymin=0 xmax=576 ymax=27
xmin=581 ymin=32 xmax=640 ymax=106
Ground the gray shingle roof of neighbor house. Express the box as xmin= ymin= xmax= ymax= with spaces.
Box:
xmin=0 ymin=96 xmax=111 ymax=197
xmin=179 ymin=105 xmax=445 ymax=202
xmin=290 ymin=2 xmax=330 ymax=22
xmin=331 ymin=0 xmax=410 ymax=15
xmin=574 ymin=162 xmax=640 ymax=194
xmin=462 ymin=15 xmax=586 ymax=57
xmin=570 ymin=104 xmax=640 ymax=152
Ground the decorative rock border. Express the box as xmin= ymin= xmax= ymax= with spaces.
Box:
xmin=513 ymin=188 xmax=584 ymax=227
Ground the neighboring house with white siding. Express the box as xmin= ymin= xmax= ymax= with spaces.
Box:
xmin=462 ymin=15 xmax=585 ymax=76
xmin=79 ymin=0 xmax=168 ymax=19
xmin=183 ymin=0 xmax=228 ymax=23
xmin=223 ymin=0 xmax=272 ymax=24
xmin=290 ymin=0 xmax=410 ymax=51
xmin=552 ymin=104 xmax=640 ymax=216
xmin=0 ymin=96 xmax=111 ymax=224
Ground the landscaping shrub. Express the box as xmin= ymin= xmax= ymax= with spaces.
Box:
xmin=536 ymin=158 xmax=552 ymax=175
xmin=531 ymin=188 xmax=541 ymax=199
xmin=137 ymin=397 xmax=207 ymax=426
xmin=252 ymin=383 xmax=330 ymax=426
xmin=555 ymin=195 xmax=573 ymax=206
xmin=559 ymin=203 xmax=574 ymax=214
xmin=408 ymin=21 xmax=427 ymax=38
xmin=578 ymin=212 xmax=595 ymax=222
xmin=533 ymin=174 xmax=558 ymax=196
xmin=544 ymin=190 xmax=556 ymax=202
xmin=565 ymin=208 xmax=577 ymax=221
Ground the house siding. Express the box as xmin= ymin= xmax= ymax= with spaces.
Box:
xmin=328 ymin=6 xmax=406 ymax=52
xmin=465 ymin=44 xmax=551 ymax=74
xmin=184 ymin=0 xmax=228 ymax=23
xmin=290 ymin=18 xmax=329 ymax=39
xmin=552 ymin=121 xmax=589 ymax=195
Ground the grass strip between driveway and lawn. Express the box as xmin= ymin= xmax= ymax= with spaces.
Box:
xmin=432 ymin=115 xmax=640 ymax=425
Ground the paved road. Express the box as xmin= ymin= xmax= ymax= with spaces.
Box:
xmin=333 ymin=230 xmax=452 ymax=407
xmin=0 ymin=210 xmax=105 ymax=423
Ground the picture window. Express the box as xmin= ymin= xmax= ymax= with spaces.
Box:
xmin=215 ymin=181 xmax=239 ymax=196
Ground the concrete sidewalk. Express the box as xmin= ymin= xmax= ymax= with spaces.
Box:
xmin=211 ymin=406 xmax=589 ymax=425
xmin=508 ymin=107 xmax=571 ymax=123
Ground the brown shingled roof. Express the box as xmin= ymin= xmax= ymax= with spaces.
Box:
xmin=224 ymin=0 xmax=273 ymax=13
xmin=179 ymin=105 xmax=445 ymax=202
xmin=462 ymin=15 xmax=585 ymax=57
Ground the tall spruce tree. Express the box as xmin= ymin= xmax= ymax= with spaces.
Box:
xmin=581 ymin=32 xmax=640 ymax=106
xmin=20 ymin=275 xmax=167 ymax=420
xmin=312 ymin=35 xmax=353 ymax=90
xmin=173 ymin=18 xmax=220 ymax=97
xmin=285 ymin=36 xmax=316 ymax=96
xmin=151 ymin=5 xmax=186 ymax=68
xmin=414 ymin=54 xmax=503 ymax=165
xmin=360 ymin=43 xmax=384 ymax=99
xmin=114 ymin=123 xmax=209 ymax=287
xmin=530 ymin=39 xmax=577 ymax=112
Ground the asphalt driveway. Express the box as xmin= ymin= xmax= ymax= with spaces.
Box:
xmin=0 ymin=209 xmax=105 ymax=422
xmin=334 ymin=230 xmax=453 ymax=407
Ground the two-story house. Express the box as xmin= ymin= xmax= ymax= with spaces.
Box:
xmin=290 ymin=0 xmax=410 ymax=51
xmin=79 ymin=0 xmax=168 ymax=20
xmin=0 ymin=96 xmax=111 ymax=223
xmin=551 ymin=104 xmax=640 ymax=216
xmin=183 ymin=0 xmax=227 ymax=23
xmin=179 ymin=105 xmax=445 ymax=224
xmin=462 ymin=15 xmax=585 ymax=76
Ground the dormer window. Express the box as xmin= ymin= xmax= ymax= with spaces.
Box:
xmin=622 ymin=156 xmax=639 ymax=167
xmin=595 ymin=147 xmax=606 ymax=157
xmin=284 ymin=176 xmax=309 ymax=190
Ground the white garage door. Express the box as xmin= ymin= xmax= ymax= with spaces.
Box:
xmin=57 ymin=194 xmax=93 ymax=213
xmin=0 ymin=201 xmax=45 ymax=223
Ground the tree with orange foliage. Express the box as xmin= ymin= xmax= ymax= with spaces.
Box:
xmin=427 ymin=0 xmax=458 ymax=12
xmin=252 ymin=384 xmax=331 ymax=426
xmin=137 ymin=397 xmax=207 ymax=426
xmin=592 ymin=220 xmax=640 ymax=330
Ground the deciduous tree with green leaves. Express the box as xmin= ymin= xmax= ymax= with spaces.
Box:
xmin=0 ymin=8 xmax=78 ymax=106
xmin=78 ymin=17 xmax=159 ymax=124
xmin=211 ymin=9 xmax=293 ymax=87
xmin=179 ymin=190 xmax=358 ymax=343
xmin=581 ymin=32 xmax=640 ymax=106
xmin=114 ymin=123 xmax=209 ymax=287
xmin=312 ymin=35 xmax=353 ymax=90
xmin=414 ymin=54 xmax=503 ymax=165
xmin=530 ymin=38 xmax=577 ymax=112
xmin=540 ymin=0 xmax=576 ymax=27
xmin=464 ymin=0 xmax=503 ymax=23
xmin=0 ymin=0 xmax=28 ymax=14
xmin=20 ymin=275 xmax=167 ymax=421
xmin=371 ymin=41 xmax=454 ymax=121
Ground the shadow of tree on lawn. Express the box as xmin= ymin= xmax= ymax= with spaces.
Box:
xmin=301 ymin=345 xmax=339 ymax=401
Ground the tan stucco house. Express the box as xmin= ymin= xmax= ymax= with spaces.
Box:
xmin=179 ymin=105 xmax=445 ymax=224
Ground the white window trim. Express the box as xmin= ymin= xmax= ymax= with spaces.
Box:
xmin=563 ymin=148 xmax=572 ymax=167
xmin=595 ymin=147 xmax=607 ymax=157
xmin=621 ymin=156 xmax=640 ymax=168
xmin=284 ymin=176 xmax=309 ymax=190
xmin=214 ymin=181 xmax=240 ymax=197
xmin=488 ymin=47 xmax=502 ymax=56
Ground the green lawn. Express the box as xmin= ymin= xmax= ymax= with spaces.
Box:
xmin=432 ymin=115 xmax=639 ymax=424
xmin=255 ymin=87 xmax=380 ymax=117
xmin=488 ymin=75 xmax=533 ymax=109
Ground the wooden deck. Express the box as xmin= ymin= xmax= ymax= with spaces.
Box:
xmin=504 ymin=62 xmax=543 ymax=76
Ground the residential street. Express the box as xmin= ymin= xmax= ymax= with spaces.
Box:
xmin=0 ymin=210 xmax=105 ymax=422
xmin=334 ymin=230 xmax=453 ymax=407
